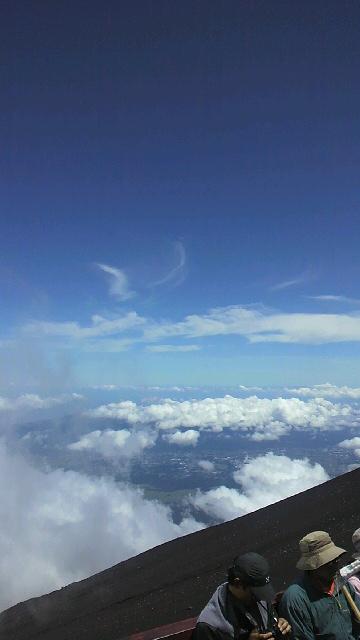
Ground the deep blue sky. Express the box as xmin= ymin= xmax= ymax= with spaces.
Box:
xmin=1 ymin=1 xmax=360 ymax=388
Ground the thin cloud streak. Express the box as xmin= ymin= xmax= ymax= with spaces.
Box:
xmin=25 ymin=313 xmax=144 ymax=339
xmin=270 ymin=272 xmax=310 ymax=291
xmin=146 ymin=344 xmax=200 ymax=352
xmin=308 ymin=295 xmax=360 ymax=304
xmin=150 ymin=241 xmax=186 ymax=288
xmin=96 ymin=263 xmax=136 ymax=301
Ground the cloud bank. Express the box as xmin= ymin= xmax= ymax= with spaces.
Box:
xmin=0 ymin=440 xmax=202 ymax=612
xmin=190 ymin=453 xmax=329 ymax=521
xmin=286 ymin=383 xmax=360 ymax=399
xmin=0 ymin=393 xmax=83 ymax=412
xmin=86 ymin=395 xmax=359 ymax=441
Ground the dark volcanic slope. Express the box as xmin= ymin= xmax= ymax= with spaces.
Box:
xmin=1 ymin=468 xmax=359 ymax=640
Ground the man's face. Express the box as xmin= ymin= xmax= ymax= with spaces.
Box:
xmin=313 ymin=557 xmax=341 ymax=583
xmin=230 ymin=581 xmax=256 ymax=606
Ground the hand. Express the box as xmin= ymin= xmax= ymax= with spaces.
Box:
xmin=277 ymin=618 xmax=291 ymax=636
xmin=249 ymin=631 xmax=273 ymax=640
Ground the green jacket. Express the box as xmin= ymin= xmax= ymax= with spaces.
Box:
xmin=279 ymin=575 xmax=360 ymax=640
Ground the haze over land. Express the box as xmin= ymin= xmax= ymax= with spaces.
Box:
xmin=2 ymin=0 xmax=360 ymax=615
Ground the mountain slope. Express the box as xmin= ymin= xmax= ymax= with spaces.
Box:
xmin=0 ymin=467 xmax=359 ymax=640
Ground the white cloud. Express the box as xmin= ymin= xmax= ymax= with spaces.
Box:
xmin=82 ymin=338 xmax=136 ymax=352
xmin=0 ymin=440 xmax=203 ymax=612
xmin=0 ymin=393 xmax=83 ymax=412
xmin=347 ymin=463 xmax=360 ymax=471
xmin=286 ymin=383 xmax=360 ymax=399
xmin=144 ymin=305 xmax=360 ymax=345
xmin=25 ymin=312 xmax=144 ymax=339
xmin=163 ymin=430 xmax=200 ymax=447
xmin=90 ymin=384 xmax=119 ymax=390
xmin=309 ymin=295 xmax=360 ymax=304
xmin=198 ymin=460 xmax=215 ymax=472
xmin=146 ymin=344 xmax=200 ymax=352
xmin=190 ymin=453 xmax=329 ymax=521
xmin=68 ymin=428 xmax=157 ymax=460
xmin=20 ymin=304 xmax=360 ymax=352
xmin=339 ymin=437 xmax=360 ymax=458
xmin=150 ymin=241 xmax=186 ymax=288
xmin=96 ymin=263 xmax=135 ymax=301
xmin=270 ymin=273 xmax=309 ymax=291
xmin=86 ymin=395 xmax=359 ymax=440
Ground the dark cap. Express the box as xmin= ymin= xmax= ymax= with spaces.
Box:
xmin=232 ymin=552 xmax=275 ymax=602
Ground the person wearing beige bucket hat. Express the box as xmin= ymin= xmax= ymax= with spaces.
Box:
xmin=347 ymin=528 xmax=360 ymax=596
xmin=279 ymin=531 xmax=360 ymax=640
xmin=352 ymin=528 xmax=360 ymax=561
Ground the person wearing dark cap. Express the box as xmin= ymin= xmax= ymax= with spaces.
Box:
xmin=279 ymin=531 xmax=360 ymax=640
xmin=193 ymin=552 xmax=291 ymax=640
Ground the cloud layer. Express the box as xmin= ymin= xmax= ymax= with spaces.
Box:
xmin=22 ymin=304 xmax=360 ymax=353
xmin=0 ymin=393 xmax=83 ymax=412
xmin=86 ymin=395 xmax=360 ymax=441
xmin=286 ymin=383 xmax=360 ymax=399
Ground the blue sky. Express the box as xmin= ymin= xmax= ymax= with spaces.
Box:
xmin=2 ymin=1 xmax=360 ymax=389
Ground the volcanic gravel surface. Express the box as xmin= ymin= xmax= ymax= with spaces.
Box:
xmin=0 ymin=468 xmax=359 ymax=640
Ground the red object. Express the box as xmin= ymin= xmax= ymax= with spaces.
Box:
xmin=122 ymin=616 xmax=197 ymax=640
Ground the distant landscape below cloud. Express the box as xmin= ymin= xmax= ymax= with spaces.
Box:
xmin=0 ymin=384 xmax=358 ymax=612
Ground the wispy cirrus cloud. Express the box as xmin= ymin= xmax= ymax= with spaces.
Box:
xmin=146 ymin=344 xmax=200 ymax=353
xmin=96 ymin=263 xmax=136 ymax=301
xmin=150 ymin=241 xmax=187 ymax=288
xmin=25 ymin=312 xmax=144 ymax=339
xmin=308 ymin=294 xmax=360 ymax=304
xmin=270 ymin=272 xmax=310 ymax=291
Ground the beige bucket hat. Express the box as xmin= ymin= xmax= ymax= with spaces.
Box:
xmin=352 ymin=528 xmax=360 ymax=559
xmin=296 ymin=531 xmax=346 ymax=571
